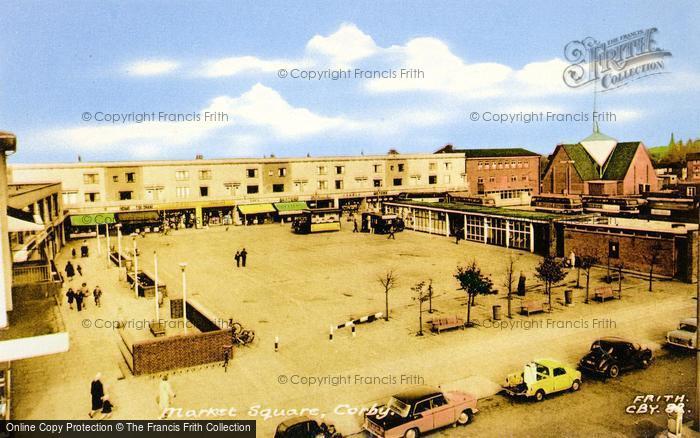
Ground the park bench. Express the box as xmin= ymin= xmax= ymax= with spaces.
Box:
xmin=594 ymin=286 xmax=615 ymax=302
xmin=520 ymin=300 xmax=547 ymax=316
xmin=429 ymin=315 xmax=465 ymax=333
xmin=149 ymin=321 xmax=166 ymax=337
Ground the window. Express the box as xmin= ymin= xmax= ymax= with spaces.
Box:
xmin=524 ymin=161 xmax=530 ymax=168
xmin=224 ymin=183 xmax=240 ymax=196
xmin=489 ymin=176 xmax=495 ymax=183
xmin=511 ymin=175 xmax=517 ymax=182
xmin=504 ymin=162 xmax=510 ymax=169
xmin=688 ymin=187 xmax=697 ymax=197
xmin=373 ymin=179 xmax=382 ymax=187
xmin=62 ymin=191 xmax=78 ymax=205
xmin=445 ymin=175 xmax=451 ymax=184
xmin=318 ymin=166 xmax=327 ymax=175
xmin=429 ymin=162 xmax=437 ymax=171
xmin=428 ymin=175 xmax=437 ymax=184
xmin=393 ymin=178 xmax=402 ymax=186
xmin=522 ymin=175 xmax=528 ymax=181
xmin=145 ymin=188 xmax=163 ymax=201
xmin=335 ymin=180 xmax=343 ymax=189
xmin=390 ymin=165 xmax=395 ymax=171
xmin=112 ymin=175 xmax=119 ymax=182
xmin=126 ymin=172 xmax=135 ymax=182
xmin=397 ymin=164 xmax=404 ymax=172
xmin=317 ymin=180 xmax=328 ymax=190
xmin=246 ymin=185 xmax=259 ymax=194
xmin=175 ymin=170 xmax=189 ymax=181
xmin=413 ymin=400 xmax=431 ymax=415
xmin=119 ymin=191 xmax=132 ymax=200
xmin=84 ymin=192 xmax=100 ymax=202
xmin=477 ymin=177 xmax=484 ymax=184
xmin=335 ymin=165 xmax=344 ymax=175
xmin=247 ymin=168 xmax=258 ymax=178
xmin=477 ymin=162 xmax=483 ymax=170
xmin=278 ymin=168 xmax=287 ymax=177
xmin=176 ymin=187 xmax=190 ymax=198
xmin=444 ymin=162 xmax=451 ymax=170
xmin=553 ymin=367 xmax=566 ymax=377
xmin=199 ymin=170 xmax=212 ymax=180
xmin=273 ymin=184 xmax=284 ymax=193
xmin=373 ymin=164 xmax=382 ymax=173
xmin=83 ymin=173 xmax=99 ymax=184
xmin=199 ymin=186 xmax=209 ymax=197
xmin=293 ymin=180 xmax=307 ymax=193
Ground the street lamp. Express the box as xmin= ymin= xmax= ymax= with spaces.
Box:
xmin=115 ymin=223 xmax=123 ymax=269
xmin=95 ymin=224 xmax=101 ymax=255
xmin=154 ymin=251 xmax=159 ymax=321
xmin=105 ymin=223 xmax=111 ymax=268
xmin=179 ymin=262 xmax=188 ymax=334
xmin=132 ymin=236 xmax=138 ymax=299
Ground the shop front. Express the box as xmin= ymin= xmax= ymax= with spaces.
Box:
xmin=237 ymin=203 xmax=276 ymax=225
xmin=274 ymin=201 xmax=309 ymax=223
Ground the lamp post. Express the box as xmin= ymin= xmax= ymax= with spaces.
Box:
xmin=95 ymin=224 xmax=101 ymax=255
xmin=180 ymin=262 xmax=188 ymax=334
xmin=132 ymin=236 xmax=138 ymax=299
xmin=115 ymin=223 xmax=123 ymax=269
xmin=105 ymin=223 xmax=111 ymax=267
xmin=154 ymin=251 xmax=159 ymax=321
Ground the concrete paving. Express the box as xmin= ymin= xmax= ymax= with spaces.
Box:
xmin=10 ymin=223 xmax=697 ymax=436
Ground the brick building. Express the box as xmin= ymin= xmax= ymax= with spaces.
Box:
xmin=686 ymin=152 xmax=700 ymax=181
xmin=542 ymin=127 xmax=659 ymax=196
xmin=435 ymin=145 xmax=540 ymax=206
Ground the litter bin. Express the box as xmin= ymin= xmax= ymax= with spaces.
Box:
xmin=564 ymin=289 xmax=573 ymax=306
xmin=492 ymin=305 xmax=502 ymax=321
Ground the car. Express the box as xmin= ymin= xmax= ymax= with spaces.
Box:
xmin=503 ymin=359 xmax=581 ymax=401
xmin=363 ymin=385 xmax=478 ymax=438
xmin=274 ymin=416 xmax=342 ymax=438
xmin=666 ymin=318 xmax=697 ymax=350
xmin=578 ymin=337 xmax=653 ymax=378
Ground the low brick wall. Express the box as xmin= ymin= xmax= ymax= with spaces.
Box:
xmin=131 ymin=329 xmax=230 ymax=375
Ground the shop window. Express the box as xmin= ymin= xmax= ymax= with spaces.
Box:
xmin=273 ymin=184 xmax=284 ymax=193
xmin=119 ymin=191 xmax=133 ymax=200
xmin=246 ymin=185 xmax=259 ymax=194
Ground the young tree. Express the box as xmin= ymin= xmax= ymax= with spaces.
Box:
xmin=377 ymin=270 xmax=398 ymax=321
xmin=502 ymin=255 xmax=516 ymax=318
xmin=615 ymin=262 xmax=625 ymax=299
xmin=535 ymin=257 xmax=567 ymax=311
xmin=579 ymin=254 xmax=600 ymax=304
xmin=411 ymin=281 xmax=431 ymax=336
xmin=455 ymin=261 xmax=494 ymax=327
xmin=645 ymin=241 xmax=664 ymax=292
xmin=427 ymin=279 xmax=434 ymax=314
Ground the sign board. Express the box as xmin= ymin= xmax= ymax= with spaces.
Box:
xmin=608 ymin=241 xmax=620 ymax=259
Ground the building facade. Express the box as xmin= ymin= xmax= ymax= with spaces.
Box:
xmin=686 ymin=152 xmax=700 ymax=181
xmin=435 ymin=145 xmax=540 ymax=206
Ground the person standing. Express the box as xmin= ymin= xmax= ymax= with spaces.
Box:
xmin=387 ymin=225 xmax=396 ymax=240
xmin=240 ymin=248 xmax=247 ymax=267
xmin=65 ymin=261 xmax=75 ymax=281
xmin=234 ymin=251 xmax=240 ymax=268
xmin=71 ymin=248 xmax=77 ymax=259
xmin=99 ymin=394 xmax=114 ymax=419
xmin=353 ymin=217 xmax=359 ymax=233
xmin=66 ymin=288 xmax=75 ymax=310
xmin=77 ymin=264 xmax=83 ymax=277
xmin=89 ymin=373 xmax=104 ymax=418
xmin=75 ymin=287 xmax=84 ymax=311
xmin=93 ymin=286 xmax=102 ymax=307
xmin=158 ymin=375 xmax=176 ymax=419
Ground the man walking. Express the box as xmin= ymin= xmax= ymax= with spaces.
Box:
xmin=93 ymin=286 xmax=102 ymax=307
xmin=234 ymin=251 xmax=240 ymax=268
xmin=158 ymin=375 xmax=176 ymax=419
xmin=240 ymin=248 xmax=248 ymax=267
xmin=89 ymin=373 xmax=104 ymax=418
xmin=353 ymin=217 xmax=359 ymax=233
xmin=387 ymin=225 xmax=396 ymax=240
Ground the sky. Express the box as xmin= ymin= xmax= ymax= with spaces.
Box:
xmin=1 ymin=0 xmax=698 ymax=163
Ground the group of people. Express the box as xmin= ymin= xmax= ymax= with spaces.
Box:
xmin=64 ymin=260 xmax=83 ymax=281
xmin=66 ymin=283 xmax=103 ymax=311
xmin=89 ymin=373 xmax=114 ymax=419
xmin=233 ymin=248 xmax=248 ymax=267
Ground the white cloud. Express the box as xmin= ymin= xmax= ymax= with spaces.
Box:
xmin=199 ymin=56 xmax=312 ymax=77
xmin=306 ymin=23 xmax=379 ymax=68
xmin=124 ymin=59 xmax=179 ymax=76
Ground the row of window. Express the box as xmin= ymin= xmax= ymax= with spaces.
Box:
xmin=477 ymin=175 xmax=531 ymax=183
xmin=476 ymin=160 xmax=531 ymax=170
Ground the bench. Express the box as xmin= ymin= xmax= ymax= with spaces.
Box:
xmin=429 ymin=315 xmax=465 ymax=333
xmin=149 ymin=321 xmax=166 ymax=337
xmin=520 ymin=300 xmax=547 ymax=316
xmin=594 ymin=286 xmax=615 ymax=302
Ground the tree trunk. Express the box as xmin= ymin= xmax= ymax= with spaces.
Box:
xmin=385 ymin=291 xmax=389 ymax=321
xmin=547 ymin=282 xmax=552 ymax=312
xmin=649 ymin=266 xmax=653 ymax=292
xmin=418 ymin=300 xmax=423 ymax=335
xmin=466 ymin=293 xmax=473 ymax=327
xmin=585 ymin=272 xmax=590 ymax=303
xmin=617 ymin=270 xmax=622 ymax=299
xmin=507 ymin=288 xmax=512 ymax=318
xmin=576 ymin=267 xmax=581 ymax=288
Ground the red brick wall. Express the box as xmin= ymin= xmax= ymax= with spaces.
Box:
xmin=132 ymin=329 xmax=230 ymax=375
xmin=563 ymin=228 xmax=676 ymax=278
xmin=466 ymin=156 xmax=540 ymax=195
xmin=542 ymin=147 xmax=585 ymax=195
xmin=621 ymin=144 xmax=659 ymax=194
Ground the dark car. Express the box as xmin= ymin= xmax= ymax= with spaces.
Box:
xmin=274 ymin=416 xmax=342 ymax=438
xmin=578 ymin=337 xmax=653 ymax=378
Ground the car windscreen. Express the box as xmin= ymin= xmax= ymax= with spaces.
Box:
xmin=387 ymin=397 xmax=411 ymax=418
xmin=680 ymin=323 xmax=697 ymax=333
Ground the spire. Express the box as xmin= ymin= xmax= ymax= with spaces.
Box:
xmin=668 ymin=133 xmax=676 ymax=147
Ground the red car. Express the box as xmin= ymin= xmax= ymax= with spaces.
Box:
xmin=363 ymin=386 xmax=478 ymax=438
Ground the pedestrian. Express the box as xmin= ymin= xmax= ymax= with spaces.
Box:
xmin=387 ymin=225 xmax=396 ymax=240
xmin=89 ymin=373 xmax=104 ymax=418
xmin=240 ymin=248 xmax=247 ymax=267
xmin=158 ymin=375 xmax=175 ymax=419
xmin=66 ymin=288 xmax=75 ymax=310
xmin=93 ymin=286 xmax=102 ymax=307
xmin=234 ymin=251 xmax=240 ymax=268
xmin=77 ymin=283 xmax=88 ymax=311
xmin=99 ymin=394 xmax=114 ymax=419
xmin=77 ymin=264 xmax=83 ymax=277
xmin=353 ymin=217 xmax=359 ymax=233
xmin=455 ymin=228 xmax=461 ymax=244
xmin=65 ymin=261 xmax=75 ymax=281
xmin=71 ymin=248 xmax=77 ymax=259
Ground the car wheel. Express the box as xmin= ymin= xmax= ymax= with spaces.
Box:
xmin=641 ymin=356 xmax=652 ymax=369
xmin=571 ymin=379 xmax=581 ymax=391
xmin=457 ymin=409 xmax=473 ymax=425
xmin=404 ymin=428 xmax=420 ymax=438
xmin=535 ymin=389 xmax=545 ymax=402
xmin=608 ymin=364 xmax=620 ymax=378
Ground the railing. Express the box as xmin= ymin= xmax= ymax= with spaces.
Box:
xmin=12 ymin=264 xmax=51 ymax=285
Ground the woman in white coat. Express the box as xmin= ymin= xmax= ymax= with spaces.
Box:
xmin=158 ymin=375 xmax=175 ymax=419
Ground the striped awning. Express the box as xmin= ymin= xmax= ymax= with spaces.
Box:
xmin=238 ymin=203 xmax=276 ymax=215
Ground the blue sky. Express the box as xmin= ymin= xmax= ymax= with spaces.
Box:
xmin=1 ymin=0 xmax=698 ymax=163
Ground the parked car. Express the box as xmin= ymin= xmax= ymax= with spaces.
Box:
xmin=503 ymin=359 xmax=581 ymax=401
xmin=578 ymin=337 xmax=653 ymax=378
xmin=274 ymin=416 xmax=342 ymax=438
xmin=363 ymin=385 xmax=478 ymax=438
xmin=666 ymin=318 xmax=697 ymax=350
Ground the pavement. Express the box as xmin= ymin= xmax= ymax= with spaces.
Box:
xmin=9 ymin=222 xmax=698 ymax=437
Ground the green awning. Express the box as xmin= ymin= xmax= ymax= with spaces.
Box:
xmin=238 ymin=203 xmax=276 ymax=215
xmin=274 ymin=201 xmax=309 ymax=214
xmin=70 ymin=213 xmax=116 ymax=227
xmin=115 ymin=211 xmax=160 ymax=222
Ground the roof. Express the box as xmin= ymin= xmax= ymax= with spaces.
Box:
xmin=387 ymin=200 xmax=565 ymax=221
xmin=562 ymin=144 xmax=600 ymax=180
xmin=275 ymin=416 xmax=313 ymax=432
xmin=534 ymin=358 xmax=569 ymax=368
xmin=596 ymin=336 xmax=633 ymax=345
xmin=437 ymin=146 xmax=539 ymax=158
xmin=602 ymin=142 xmax=640 ymax=180
xmin=393 ymin=386 xmax=442 ymax=403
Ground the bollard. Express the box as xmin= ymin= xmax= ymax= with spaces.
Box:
xmin=351 ymin=323 xmax=356 ymax=338
xmin=274 ymin=336 xmax=279 ymax=352
xmin=329 ymin=325 xmax=334 ymax=342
